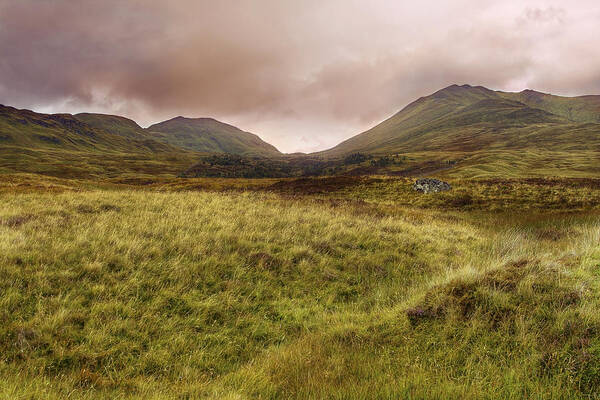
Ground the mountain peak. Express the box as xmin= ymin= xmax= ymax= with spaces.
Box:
xmin=323 ymin=83 xmax=600 ymax=156
xmin=147 ymin=116 xmax=280 ymax=155
xmin=169 ymin=116 xmax=219 ymax=124
xmin=435 ymin=84 xmax=492 ymax=93
xmin=440 ymin=84 xmax=476 ymax=91
xmin=519 ymin=88 xmax=549 ymax=97
xmin=429 ymin=84 xmax=496 ymax=103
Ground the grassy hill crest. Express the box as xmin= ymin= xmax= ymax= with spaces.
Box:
xmin=147 ymin=116 xmax=281 ymax=156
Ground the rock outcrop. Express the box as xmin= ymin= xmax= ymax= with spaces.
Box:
xmin=413 ymin=178 xmax=451 ymax=194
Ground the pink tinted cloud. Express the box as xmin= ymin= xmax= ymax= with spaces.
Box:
xmin=0 ymin=0 xmax=599 ymax=152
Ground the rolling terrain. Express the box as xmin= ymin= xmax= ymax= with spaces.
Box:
xmin=0 ymin=105 xmax=171 ymax=153
xmin=77 ymin=113 xmax=281 ymax=156
xmin=2 ymin=86 xmax=600 ymax=399
xmin=1 ymin=180 xmax=600 ymax=399
xmin=0 ymin=107 xmax=282 ymax=178
xmin=75 ymin=113 xmax=149 ymax=139
xmin=0 ymin=105 xmax=197 ymax=178
xmin=321 ymin=85 xmax=600 ymax=178
xmin=324 ymin=84 xmax=600 ymax=155
xmin=2 ymin=84 xmax=600 ymax=179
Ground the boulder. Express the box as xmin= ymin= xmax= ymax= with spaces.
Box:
xmin=413 ymin=178 xmax=451 ymax=194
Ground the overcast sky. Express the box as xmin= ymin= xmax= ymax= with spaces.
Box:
xmin=1 ymin=1 xmax=599 ymax=152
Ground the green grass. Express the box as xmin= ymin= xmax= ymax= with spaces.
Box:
xmin=1 ymin=178 xmax=599 ymax=399
xmin=442 ymin=150 xmax=600 ymax=179
xmin=0 ymin=147 xmax=198 ymax=179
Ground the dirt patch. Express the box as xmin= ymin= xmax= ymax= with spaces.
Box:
xmin=0 ymin=214 xmax=35 ymax=228
xmin=248 ymin=251 xmax=283 ymax=271
xmin=99 ymin=204 xmax=121 ymax=212
xmin=75 ymin=204 xmax=122 ymax=214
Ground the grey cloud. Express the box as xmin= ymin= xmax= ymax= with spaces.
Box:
xmin=1 ymin=0 xmax=599 ymax=152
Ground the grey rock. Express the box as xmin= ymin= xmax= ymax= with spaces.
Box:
xmin=413 ymin=178 xmax=451 ymax=194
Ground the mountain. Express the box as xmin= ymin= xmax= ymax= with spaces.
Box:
xmin=323 ymin=84 xmax=600 ymax=156
xmin=0 ymin=105 xmax=195 ymax=178
xmin=147 ymin=116 xmax=281 ymax=156
xmin=0 ymin=105 xmax=177 ymax=153
xmin=76 ymin=113 xmax=281 ymax=156
xmin=3 ymin=85 xmax=600 ymax=179
xmin=0 ymin=106 xmax=281 ymax=178
xmin=502 ymin=89 xmax=600 ymax=124
xmin=75 ymin=113 xmax=148 ymax=139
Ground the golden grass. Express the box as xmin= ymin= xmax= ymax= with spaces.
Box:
xmin=0 ymin=186 xmax=599 ymax=399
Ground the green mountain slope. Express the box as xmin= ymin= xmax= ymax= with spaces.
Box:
xmin=147 ymin=116 xmax=281 ymax=156
xmin=501 ymin=89 xmax=600 ymax=123
xmin=75 ymin=113 xmax=148 ymax=139
xmin=323 ymin=85 xmax=600 ymax=156
xmin=3 ymin=84 xmax=600 ymax=179
xmin=0 ymin=105 xmax=196 ymax=178
xmin=0 ymin=106 xmax=281 ymax=177
xmin=76 ymin=112 xmax=282 ymax=156
xmin=0 ymin=105 xmax=179 ymax=153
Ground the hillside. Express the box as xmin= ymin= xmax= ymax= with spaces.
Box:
xmin=0 ymin=105 xmax=195 ymax=178
xmin=323 ymin=85 xmax=600 ymax=156
xmin=75 ymin=113 xmax=148 ymax=139
xmin=76 ymin=113 xmax=281 ymax=156
xmin=0 ymin=106 xmax=283 ymax=178
xmin=147 ymin=116 xmax=281 ymax=156
xmin=3 ymin=85 xmax=600 ymax=179
xmin=502 ymin=89 xmax=600 ymax=123
xmin=0 ymin=105 xmax=180 ymax=154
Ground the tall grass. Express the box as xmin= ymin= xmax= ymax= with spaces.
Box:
xmin=0 ymin=190 xmax=599 ymax=399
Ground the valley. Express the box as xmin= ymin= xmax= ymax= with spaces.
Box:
xmin=1 ymin=84 xmax=600 ymax=399
xmin=2 ymin=85 xmax=599 ymax=180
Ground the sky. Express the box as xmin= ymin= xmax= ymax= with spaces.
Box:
xmin=1 ymin=1 xmax=599 ymax=153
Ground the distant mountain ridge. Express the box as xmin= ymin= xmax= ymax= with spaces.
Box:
xmin=74 ymin=113 xmax=280 ymax=156
xmin=2 ymin=84 xmax=600 ymax=179
xmin=146 ymin=116 xmax=280 ymax=156
xmin=0 ymin=105 xmax=175 ymax=153
xmin=502 ymin=89 xmax=600 ymax=124
xmin=322 ymin=84 xmax=600 ymax=156
xmin=0 ymin=105 xmax=282 ymax=177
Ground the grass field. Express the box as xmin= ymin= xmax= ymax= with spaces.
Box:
xmin=1 ymin=176 xmax=600 ymax=399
